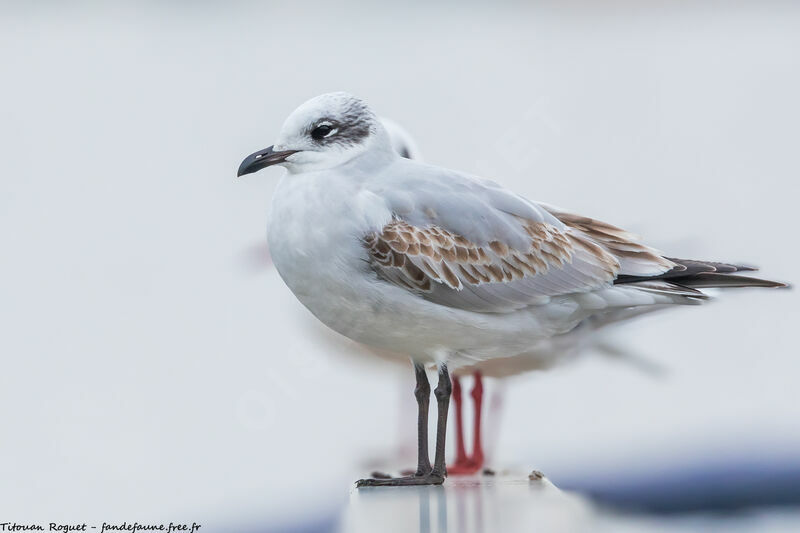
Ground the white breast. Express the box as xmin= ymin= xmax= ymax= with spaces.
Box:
xmin=267 ymin=172 xmax=397 ymax=338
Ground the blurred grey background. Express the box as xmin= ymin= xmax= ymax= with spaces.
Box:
xmin=1 ymin=1 xmax=798 ymax=530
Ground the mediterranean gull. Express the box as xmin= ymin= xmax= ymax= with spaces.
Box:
xmin=237 ymin=92 xmax=786 ymax=487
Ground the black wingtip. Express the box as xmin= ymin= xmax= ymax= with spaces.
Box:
xmin=617 ymin=258 xmax=789 ymax=290
xmin=677 ymin=273 xmax=790 ymax=289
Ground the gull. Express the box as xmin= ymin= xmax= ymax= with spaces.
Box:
xmin=237 ymin=92 xmax=786 ymax=487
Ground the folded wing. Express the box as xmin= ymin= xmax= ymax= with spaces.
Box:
xmin=363 ymin=168 xmax=783 ymax=312
xmin=363 ymin=169 xmax=684 ymax=311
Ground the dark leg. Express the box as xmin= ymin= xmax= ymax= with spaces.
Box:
xmin=431 ymin=363 xmax=452 ymax=477
xmin=413 ymin=362 xmax=432 ymax=476
xmin=356 ymin=362 xmax=448 ymax=487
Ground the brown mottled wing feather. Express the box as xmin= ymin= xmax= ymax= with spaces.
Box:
xmin=364 ymin=218 xmax=623 ymax=312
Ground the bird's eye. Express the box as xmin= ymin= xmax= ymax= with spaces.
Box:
xmin=311 ymin=124 xmax=334 ymax=140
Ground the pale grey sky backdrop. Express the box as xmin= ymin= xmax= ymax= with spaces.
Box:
xmin=1 ymin=1 xmax=798 ymax=528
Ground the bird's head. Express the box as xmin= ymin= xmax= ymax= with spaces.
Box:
xmin=237 ymin=92 xmax=393 ymax=177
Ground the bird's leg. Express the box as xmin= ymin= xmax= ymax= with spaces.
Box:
xmin=356 ymin=362 xmax=445 ymax=487
xmin=469 ymin=371 xmax=485 ymax=471
xmin=431 ymin=363 xmax=452 ymax=478
xmin=447 ymin=374 xmax=476 ymax=475
xmin=450 ymin=375 xmax=469 ymax=464
xmin=448 ymin=371 xmax=484 ymax=475
xmin=413 ymin=361 xmax=432 ymax=476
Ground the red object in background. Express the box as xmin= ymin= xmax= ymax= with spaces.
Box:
xmin=448 ymin=371 xmax=484 ymax=475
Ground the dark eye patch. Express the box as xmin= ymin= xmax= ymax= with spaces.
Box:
xmin=308 ymin=107 xmax=372 ymax=146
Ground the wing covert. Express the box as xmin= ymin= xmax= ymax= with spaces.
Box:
xmin=364 ymin=217 xmax=622 ymax=312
